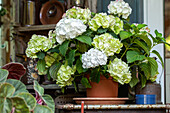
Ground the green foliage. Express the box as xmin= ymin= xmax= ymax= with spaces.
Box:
xmin=97 ymin=28 xmax=107 ymax=34
xmin=37 ymin=59 xmax=46 ymax=73
xmin=37 ymin=52 xmax=45 ymax=59
xmin=81 ymin=77 xmax=91 ymax=88
xmin=59 ymin=40 xmax=70 ymax=56
xmin=90 ymin=68 xmax=100 ymax=83
xmin=134 ymin=39 xmax=150 ymax=55
xmin=126 ymin=51 xmax=145 ymax=63
xmin=119 ymin=31 xmax=133 ymax=40
xmin=0 ymin=69 xmax=55 ymax=113
xmin=152 ymin=50 xmax=164 ymax=68
xmin=76 ymin=35 xmax=92 ymax=46
xmin=49 ymin=62 xmax=62 ymax=80
xmin=0 ymin=69 xmax=8 ymax=83
xmin=67 ymin=50 xmax=76 ymax=67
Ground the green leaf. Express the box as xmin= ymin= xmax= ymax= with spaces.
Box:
xmin=42 ymin=95 xmax=55 ymax=112
xmin=147 ymin=57 xmax=158 ymax=77
xmin=49 ymin=62 xmax=62 ymax=80
xmin=67 ymin=50 xmax=76 ymax=67
xmin=0 ymin=69 xmax=8 ymax=83
xmin=59 ymin=40 xmax=69 ymax=56
xmin=37 ymin=59 xmax=46 ymax=73
xmin=33 ymin=105 xmax=53 ymax=113
xmin=37 ymin=52 xmax=45 ymax=59
xmin=16 ymin=92 xmax=36 ymax=111
xmin=77 ymin=41 xmax=89 ymax=53
xmin=126 ymin=51 xmax=145 ymax=63
xmin=81 ymin=77 xmax=91 ymax=88
xmin=6 ymin=79 xmax=28 ymax=96
xmin=119 ymin=31 xmax=133 ymax=40
xmin=134 ymin=39 xmax=150 ymax=55
xmin=47 ymin=46 xmax=59 ymax=53
xmin=137 ymin=24 xmax=147 ymax=29
xmin=76 ymin=59 xmax=84 ymax=74
xmin=11 ymin=97 xmax=29 ymax=113
xmin=33 ymin=81 xmax=44 ymax=96
xmin=139 ymin=63 xmax=151 ymax=79
xmin=140 ymin=73 xmax=147 ymax=88
xmin=0 ymin=83 xmax=15 ymax=97
xmin=90 ymin=68 xmax=100 ymax=83
xmin=76 ymin=35 xmax=92 ymax=46
xmin=152 ymin=50 xmax=164 ymax=68
xmin=136 ymin=34 xmax=152 ymax=50
xmin=129 ymin=68 xmax=139 ymax=88
xmin=0 ymin=97 xmax=12 ymax=113
xmin=97 ymin=28 xmax=107 ymax=34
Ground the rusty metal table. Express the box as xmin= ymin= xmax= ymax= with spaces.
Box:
xmin=56 ymin=104 xmax=169 ymax=113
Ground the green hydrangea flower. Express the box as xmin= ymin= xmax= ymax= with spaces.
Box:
xmin=65 ymin=6 xmax=91 ymax=24
xmin=107 ymin=58 xmax=131 ymax=85
xmin=88 ymin=13 xmax=123 ymax=34
xmin=92 ymin=33 xmax=123 ymax=56
xmin=56 ymin=65 xmax=76 ymax=88
xmin=26 ymin=35 xmax=53 ymax=58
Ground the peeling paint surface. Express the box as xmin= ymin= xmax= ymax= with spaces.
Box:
xmin=57 ymin=104 xmax=170 ymax=110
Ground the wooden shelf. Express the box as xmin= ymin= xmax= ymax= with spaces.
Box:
xmin=15 ymin=24 xmax=56 ymax=32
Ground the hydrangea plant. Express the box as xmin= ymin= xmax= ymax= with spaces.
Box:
xmin=26 ymin=0 xmax=170 ymax=90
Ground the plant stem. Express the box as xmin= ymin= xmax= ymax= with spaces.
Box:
xmin=121 ymin=48 xmax=128 ymax=59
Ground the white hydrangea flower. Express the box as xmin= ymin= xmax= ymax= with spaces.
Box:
xmin=81 ymin=48 xmax=107 ymax=69
xmin=65 ymin=6 xmax=91 ymax=24
xmin=108 ymin=0 xmax=132 ymax=19
xmin=55 ymin=18 xmax=87 ymax=44
xmin=56 ymin=65 xmax=76 ymax=88
xmin=92 ymin=33 xmax=123 ymax=56
xmin=107 ymin=58 xmax=131 ymax=85
xmin=26 ymin=35 xmax=53 ymax=58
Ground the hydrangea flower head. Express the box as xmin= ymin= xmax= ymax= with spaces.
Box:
xmin=65 ymin=6 xmax=91 ymax=24
xmin=56 ymin=65 xmax=76 ymax=88
xmin=108 ymin=0 xmax=132 ymax=19
xmin=55 ymin=18 xmax=87 ymax=44
xmin=88 ymin=13 xmax=123 ymax=34
xmin=81 ymin=48 xmax=107 ymax=69
xmin=26 ymin=35 xmax=53 ymax=58
xmin=92 ymin=33 xmax=123 ymax=56
xmin=107 ymin=58 xmax=131 ymax=85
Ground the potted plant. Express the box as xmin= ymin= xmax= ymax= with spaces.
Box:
xmin=25 ymin=0 xmax=170 ymax=98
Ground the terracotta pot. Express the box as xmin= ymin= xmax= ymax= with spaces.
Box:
xmin=86 ymin=75 xmax=118 ymax=97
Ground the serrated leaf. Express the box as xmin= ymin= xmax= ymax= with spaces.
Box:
xmin=59 ymin=40 xmax=69 ymax=56
xmin=49 ymin=62 xmax=62 ymax=80
xmin=37 ymin=59 xmax=46 ymax=73
xmin=126 ymin=51 xmax=145 ymax=63
xmin=147 ymin=57 xmax=158 ymax=77
xmin=0 ymin=69 xmax=8 ymax=83
xmin=11 ymin=97 xmax=29 ymax=113
xmin=140 ymin=73 xmax=147 ymax=88
xmin=16 ymin=92 xmax=36 ymax=111
xmin=129 ymin=67 xmax=139 ymax=88
xmin=136 ymin=34 xmax=152 ymax=49
xmin=6 ymin=79 xmax=28 ymax=96
xmin=67 ymin=50 xmax=76 ymax=67
xmin=90 ymin=68 xmax=100 ymax=83
xmin=134 ymin=39 xmax=150 ymax=55
xmin=76 ymin=35 xmax=92 ymax=46
xmin=81 ymin=77 xmax=91 ymax=88
xmin=47 ymin=47 xmax=59 ymax=53
xmin=0 ymin=97 xmax=12 ymax=113
xmin=42 ymin=95 xmax=55 ymax=112
xmin=139 ymin=63 xmax=151 ymax=79
xmin=33 ymin=105 xmax=53 ymax=113
xmin=107 ymin=31 xmax=118 ymax=38
xmin=76 ymin=59 xmax=84 ymax=74
xmin=33 ymin=81 xmax=44 ymax=96
xmin=152 ymin=50 xmax=164 ymax=68
xmin=120 ymin=31 xmax=133 ymax=40
xmin=37 ymin=52 xmax=45 ymax=59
